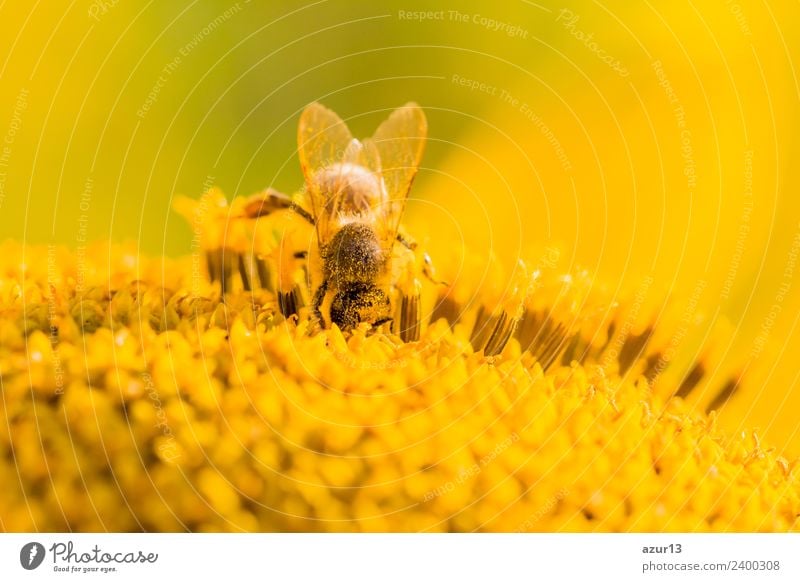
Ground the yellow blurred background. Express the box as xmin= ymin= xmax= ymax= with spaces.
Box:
xmin=1 ymin=1 xmax=799 ymax=452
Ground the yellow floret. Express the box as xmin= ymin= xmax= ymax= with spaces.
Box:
xmin=0 ymin=241 xmax=797 ymax=532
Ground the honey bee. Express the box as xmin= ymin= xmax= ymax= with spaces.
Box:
xmin=178 ymin=102 xmax=524 ymax=355
xmin=243 ymin=102 xmax=438 ymax=341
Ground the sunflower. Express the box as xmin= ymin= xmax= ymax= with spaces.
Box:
xmin=1 ymin=195 xmax=797 ymax=533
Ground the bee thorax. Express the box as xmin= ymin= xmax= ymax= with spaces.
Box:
xmin=316 ymin=163 xmax=385 ymax=215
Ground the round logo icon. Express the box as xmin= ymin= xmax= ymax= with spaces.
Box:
xmin=19 ymin=542 xmax=46 ymax=570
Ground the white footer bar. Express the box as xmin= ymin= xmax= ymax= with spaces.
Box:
xmin=1 ymin=533 xmax=798 ymax=581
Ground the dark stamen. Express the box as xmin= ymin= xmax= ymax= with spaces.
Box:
xmin=255 ymin=257 xmax=271 ymax=291
xmin=278 ymin=287 xmax=300 ymax=318
xmin=675 ymin=362 xmax=705 ymax=399
xmin=429 ymin=294 xmax=461 ymax=327
xmin=469 ymin=306 xmax=491 ymax=351
xmin=237 ymin=253 xmax=252 ymax=291
xmin=399 ymin=294 xmax=420 ymax=342
xmin=617 ymin=327 xmax=654 ymax=374
xmin=706 ymin=377 xmax=741 ymax=413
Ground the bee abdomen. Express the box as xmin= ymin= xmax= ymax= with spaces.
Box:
xmin=324 ymin=223 xmax=385 ymax=286
xmin=330 ymin=283 xmax=391 ymax=331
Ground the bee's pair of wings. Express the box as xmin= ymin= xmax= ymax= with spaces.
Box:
xmin=297 ymin=102 xmax=427 ymax=251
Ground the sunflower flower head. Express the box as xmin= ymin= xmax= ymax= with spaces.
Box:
xmin=0 ymin=197 xmax=797 ymax=532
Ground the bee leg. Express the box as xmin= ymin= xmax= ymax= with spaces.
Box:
xmin=396 ymin=232 xmax=417 ymax=250
xmin=421 ymin=251 xmax=447 ymax=286
xmin=395 ymin=232 xmax=447 ymax=286
xmin=311 ymin=279 xmax=328 ymax=324
xmin=243 ymin=188 xmax=315 ymax=225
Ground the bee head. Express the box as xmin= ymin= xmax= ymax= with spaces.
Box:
xmin=330 ymin=282 xmax=391 ymax=331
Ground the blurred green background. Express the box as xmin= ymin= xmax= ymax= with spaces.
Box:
xmin=1 ymin=0 xmax=573 ymax=254
xmin=2 ymin=1 xmax=800 ymax=452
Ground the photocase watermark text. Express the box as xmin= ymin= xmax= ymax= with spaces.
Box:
xmin=75 ymin=176 xmax=94 ymax=294
xmin=450 ymin=74 xmax=572 ymax=171
xmin=190 ymin=174 xmax=215 ymax=297
xmin=720 ymin=149 xmax=753 ymax=300
xmin=398 ymin=9 xmax=529 ymax=38
xmin=137 ymin=3 xmax=247 ymax=119
xmin=652 ymin=60 xmax=696 ymax=192
xmin=515 ymin=488 xmax=570 ymax=531
xmin=751 ymin=223 xmax=800 ymax=357
xmin=422 ymin=432 xmax=520 ymax=502
xmin=88 ymin=0 xmax=121 ymax=21
xmin=47 ymin=246 xmax=66 ymax=395
xmin=556 ymin=9 xmax=629 ymax=77
xmin=142 ymin=372 xmax=181 ymax=462
xmin=0 ymin=88 xmax=29 ymax=210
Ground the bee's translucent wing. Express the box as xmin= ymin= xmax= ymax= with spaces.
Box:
xmin=298 ymin=102 xmax=354 ymax=175
xmin=298 ymin=101 xmax=425 ymax=249
xmin=364 ymin=103 xmax=427 ymax=248
xmin=297 ymin=102 xmax=359 ymax=246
